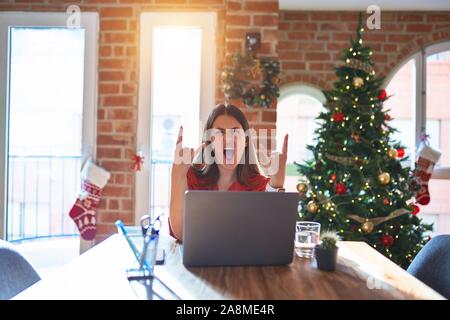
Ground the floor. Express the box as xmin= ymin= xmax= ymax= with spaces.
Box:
xmin=13 ymin=237 xmax=80 ymax=279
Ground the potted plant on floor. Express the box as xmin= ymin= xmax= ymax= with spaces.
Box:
xmin=315 ymin=230 xmax=340 ymax=272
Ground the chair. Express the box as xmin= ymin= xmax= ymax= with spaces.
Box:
xmin=0 ymin=240 xmax=41 ymax=300
xmin=407 ymin=235 xmax=450 ymax=299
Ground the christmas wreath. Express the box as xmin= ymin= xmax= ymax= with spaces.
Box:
xmin=221 ymin=52 xmax=280 ymax=108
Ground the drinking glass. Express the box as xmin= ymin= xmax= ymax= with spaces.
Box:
xmin=295 ymin=221 xmax=320 ymax=258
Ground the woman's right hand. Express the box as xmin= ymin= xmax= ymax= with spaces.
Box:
xmin=170 ymin=126 xmax=203 ymax=241
xmin=172 ymin=126 xmax=193 ymax=179
xmin=172 ymin=126 xmax=204 ymax=180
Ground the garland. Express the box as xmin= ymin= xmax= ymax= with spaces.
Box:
xmin=345 ymin=58 xmax=374 ymax=74
xmin=325 ymin=153 xmax=361 ymax=166
xmin=221 ymin=52 xmax=280 ymax=108
xmin=347 ymin=208 xmax=410 ymax=228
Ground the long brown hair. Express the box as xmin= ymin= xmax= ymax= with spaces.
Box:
xmin=192 ymin=103 xmax=263 ymax=187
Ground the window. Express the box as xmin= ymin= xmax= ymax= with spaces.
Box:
xmin=276 ymin=84 xmax=326 ymax=192
xmin=136 ymin=12 xmax=216 ymax=224
xmin=0 ymin=13 xmax=98 ymax=241
xmin=384 ymin=42 xmax=450 ymax=235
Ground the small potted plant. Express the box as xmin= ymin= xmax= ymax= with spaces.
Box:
xmin=315 ymin=230 xmax=340 ymax=272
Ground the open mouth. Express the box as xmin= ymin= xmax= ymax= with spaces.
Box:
xmin=223 ymin=148 xmax=234 ymax=164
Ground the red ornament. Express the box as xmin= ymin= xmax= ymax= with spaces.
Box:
xmin=330 ymin=173 xmax=337 ymax=182
xmin=378 ymin=89 xmax=387 ymax=101
xmin=383 ymin=198 xmax=390 ymax=205
xmin=397 ymin=148 xmax=405 ymax=158
xmin=380 ymin=234 xmax=394 ymax=247
xmin=132 ymin=152 xmax=145 ymax=171
xmin=334 ymin=182 xmax=347 ymax=195
xmin=411 ymin=204 xmax=420 ymax=215
xmin=384 ymin=114 xmax=392 ymax=121
xmin=332 ymin=112 xmax=345 ymax=122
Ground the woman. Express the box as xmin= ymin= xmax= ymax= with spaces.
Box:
xmin=169 ymin=103 xmax=288 ymax=241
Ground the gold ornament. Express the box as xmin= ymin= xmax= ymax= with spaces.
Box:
xmin=251 ymin=59 xmax=262 ymax=78
xmin=260 ymin=94 xmax=266 ymax=100
xmin=378 ymin=172 xmax=391 ymax=185
xmin=296 ymin=183 xmax=308 ymax=193
xmin=388 ymin=149 xmax=398 ymax=159
xmin=351 ymin=131 xmax=361 ymax=143
xmin=221 ymin=71 xmax=229 ymax=79
xmin=362 ymin=220 xmax=374 ymax=233
xmin=352 ymin=77 xmax=364 ymax=88
xmin=224 ymin=83 xmax=231 ymax=91
xmin=306 ymin=201 xmax=319 ymax=213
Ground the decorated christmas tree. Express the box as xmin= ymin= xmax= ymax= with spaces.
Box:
xmin=296 ymin=15 xmax=432 ymax=269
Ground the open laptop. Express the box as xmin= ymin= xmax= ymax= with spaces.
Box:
xmin=182 ymin=191 xmax=299 ymax=267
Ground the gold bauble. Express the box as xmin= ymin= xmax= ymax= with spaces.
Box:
xmin=296 ymin=183 xmax=308 ymax=193
xmin=388 ymin=149 xmax=398 ymax=159
xmin=306 ymin=201 xmax=319 ymax=213
xmin=221 ymin=71 xmax=229 ymax=79
xmin=353 ymin=77 xmax=364 ymax=88
xmin=362 ymin=221 xmax=374 ymax=233
xmin=260 ymin=94 xmax=266 ymax=100
xmin=224 ymin=83 xmax=231 ymax=91
xmin=378 ymin=172 xmax=391 ymax=185
xmin=272 ymin=76 xmax=280 ymax=84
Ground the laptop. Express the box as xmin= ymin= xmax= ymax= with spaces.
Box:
xmin=182 ymin=191 xmax=299 ymax=267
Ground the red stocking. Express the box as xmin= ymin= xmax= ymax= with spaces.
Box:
xmin=414 ymin=144 xmax=441 ymax=205
xmin=69 ymin=160 xmax=110 ymax=240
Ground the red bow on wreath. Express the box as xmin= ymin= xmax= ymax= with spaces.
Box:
xmin=132 ymin=152 xmax=144 ymax=171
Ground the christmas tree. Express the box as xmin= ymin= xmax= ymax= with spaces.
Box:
xmin=296 ymin=15 xmax=432 ymax=269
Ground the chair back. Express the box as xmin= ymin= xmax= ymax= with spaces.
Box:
xmin=0 ymin=240 xmax=41 ymax=300
xmin=407 ymin=235 xmax=450 ymax=299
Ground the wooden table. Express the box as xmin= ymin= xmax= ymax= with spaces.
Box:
xmin=14 ymin=234 xmax=445 ymax=300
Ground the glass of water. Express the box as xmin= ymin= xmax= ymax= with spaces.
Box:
xmin=295 ymin=221 xmax=321 ymax=258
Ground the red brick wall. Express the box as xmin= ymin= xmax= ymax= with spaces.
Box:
xmin=279 ymin=11 xmax=450 ymax=89
xmin=0 ymin=0 xmax=279 ymax=243
xmin=224 ymin=0 xmax=278 ymax=135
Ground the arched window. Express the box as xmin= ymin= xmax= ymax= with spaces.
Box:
xmin=384 ymin=41 xmax=450 ymax=235
xmin=276 ymin=84 xmax=326 ymax=192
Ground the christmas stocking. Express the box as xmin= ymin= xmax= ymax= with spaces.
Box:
xmin=414 ymin=144 xmax=441 ymax=205
xmin=69 ymin=160 xmax=111 ymax=240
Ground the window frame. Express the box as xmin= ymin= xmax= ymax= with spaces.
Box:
xmin=277 ymin=83 xmax=326 ymax=178
xmin=135 ymin=12 xmax=216 ymax=224
xmin=279 ymin=82 xmax=327 ymax=105
xmin=384 ymin=42 xmax=450 ymax=180
xmin=0 ymin=12 xmax=99 ymax=240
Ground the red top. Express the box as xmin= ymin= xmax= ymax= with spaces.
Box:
xmin=168 ymin=167 xmax=270 ymax=240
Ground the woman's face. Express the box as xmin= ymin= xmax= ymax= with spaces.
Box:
xmin=210 ymin=115 xmax=246 ymax=172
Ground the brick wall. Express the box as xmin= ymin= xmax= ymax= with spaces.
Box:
xmin=279 ymin=11 xmax=450 ymax=89
xmin=224 ymin=0 xmax=278 ymax=136
xmin=0 ymin=0 xmax=279 ymax=243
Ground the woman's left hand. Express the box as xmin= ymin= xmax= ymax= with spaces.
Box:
xmin=268 ymin=134 xmax=288 ymax=188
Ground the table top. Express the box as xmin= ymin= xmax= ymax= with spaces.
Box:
xmin=14 ymin=234 xmax=445 ymax=300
